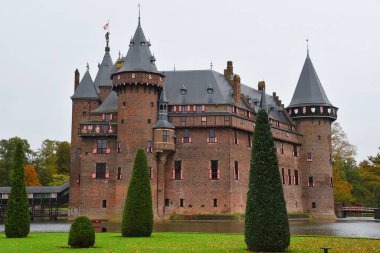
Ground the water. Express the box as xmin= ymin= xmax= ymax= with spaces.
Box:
xmin=1 ymin=217 xmax=379 ymax=239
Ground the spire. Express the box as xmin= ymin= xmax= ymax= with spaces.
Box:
xmin=94 ymin=33 xmax=114 ymax=91
xmin=288 ymin=52 xmax=333 ymax=107
xmin=116 ymin=15 xmax=159 ymax=74
xmin=138 ymin=3 xmax=141 ymax=25
xmin=71 ymin=67 xmax=99 ymax=100
xmin=306 ymin=39 xmax=309 ymax=56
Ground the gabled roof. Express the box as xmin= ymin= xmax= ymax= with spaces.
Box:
xmin=91 ymin=90 xmax=118 ymax=114
xmin=71 ymin=69 xmax=99 ymax=100
xmin=94 ymin=51 xmax=113 ymax=92
xmin=288 ymin=53 xmax=333 ymax=107
xmin=116 ymin=21 xmax=159 ymax=74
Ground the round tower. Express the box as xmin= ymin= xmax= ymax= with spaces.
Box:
xmin=111 ymin=18 xmax=165 ymax=215
xmin=287 ymin=51 xmax=338 ymax=219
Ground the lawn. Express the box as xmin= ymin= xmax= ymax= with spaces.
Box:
xmin=0 ymin=232 xmax=379 ymax=252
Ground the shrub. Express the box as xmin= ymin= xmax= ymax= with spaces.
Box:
xmin=5 ymin=141 xmax=30 ymax=238
xmin=245 ymin=108 xmax=290 ymax=252
xmin=121 ymin=149 xmax=153 ymax=237
xmin=68 ymin=216 xmax=95 ymax=248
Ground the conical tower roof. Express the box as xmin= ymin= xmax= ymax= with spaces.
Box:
xmin=91 ymin=90 xmax=118 ymax=114
xmin=94 ymin=52 xmax=113 ymax=92
xmin=116 ymin=20 xmax=159 ymax=74
xmin=288 ymin=53 xmax=332 ymax=107
xmin=71 ymin=68 xmax=99 ymax=100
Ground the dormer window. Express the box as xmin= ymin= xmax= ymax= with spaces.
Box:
xmin=207 ymin=85 xmax=214 ymax=94
xmin=140 ymin=41 xmax=146 ymax=46
xmin=150 ymin=55 xmax=156 ymax=64
xmin=180 ymin=85 xmax=187 ymax=95
xmin=129 ymin=39 xmax=134 ymax=47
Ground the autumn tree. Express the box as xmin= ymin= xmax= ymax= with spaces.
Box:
xmin=24 ymin=164 xmax=41 ymax=186
xmin=56 ymin=141 xmax=70 ymax=175
xmin=358 ymin=150 xmax=380 ymax=207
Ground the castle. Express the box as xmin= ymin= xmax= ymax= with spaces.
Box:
xmin=69 ymin=17 xmax=338 ymax=220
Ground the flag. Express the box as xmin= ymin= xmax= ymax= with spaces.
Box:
xmin=103 ymin=21 xmax=109 ymax=31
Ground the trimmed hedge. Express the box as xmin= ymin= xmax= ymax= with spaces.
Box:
xmin=5 ymin=141 xmax=30 ymax=238
xmin=245 ymin=108 xmax=290 ymax=252
xmin=68 ymin=216 xmax=95 ymax=248
xmin=121 ymin=149 xmax=153 ymax=237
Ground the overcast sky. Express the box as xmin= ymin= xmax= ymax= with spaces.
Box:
xmin=0 ymin=0 xmax=379 ymax=162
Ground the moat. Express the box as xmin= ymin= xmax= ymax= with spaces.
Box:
xmin=1 ymin=217 xmax=379 ymax=239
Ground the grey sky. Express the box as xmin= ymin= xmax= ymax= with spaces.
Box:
xmin=0 ymin=0 xmax=379 ymax=162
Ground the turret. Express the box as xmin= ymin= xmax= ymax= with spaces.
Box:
xmin=287 ymin=50 xmax=338 ymax=219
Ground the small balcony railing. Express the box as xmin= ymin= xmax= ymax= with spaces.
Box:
xmin=79 ymin=123 xmax=117 ymax=137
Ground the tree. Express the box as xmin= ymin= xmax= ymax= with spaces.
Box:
xmin=56 ymin=141 xmax=70 ymax=175
xmin=48 ymin=174 xmax=69 ymax=186
xmin=0 ymin=137 xmax=34 ymax=186
xmin=24 ymin=164 xmax=41 ymax=186
xmin=121 ymin=149 xmax=153 ymax=237
xmin=245 ymin=109 xmax=290 ymax=252
xmin=333 ymin=160 xmax=354 ymax=202
xmin=5 ymin=141 xmax=30 ymax=238
xmin=68 ymin=216 xmax=95 ymax=248
xmin=34 ymin=139 xmax=58 ymax=185
xmin=357 ymin=150 xmax=380 ymax=207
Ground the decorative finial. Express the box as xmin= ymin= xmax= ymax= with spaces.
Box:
xmin=306 ymin=38 xmax=309 ymax=56
xmin=105 ymin=31 xmax=110 ymax=52
xmin=210 ymin=62 xmax=213 ymax=70
xmin=86 ymin=63 xmax=89 ymax=71
xmin=118 ymin=50 xmax=121 ymax=59
xmin=138 ymin=3 xmax=141 ymax=25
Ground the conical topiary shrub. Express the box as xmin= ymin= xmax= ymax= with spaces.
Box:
xmin=245 ymin=108 xmax=290 ymax=252
xmin=68 ymin=216 xmax=95 ymax=248
xmin=5 ymin=141 xmax=30 ymax=238
xmin=121 ymin=149 xmax=153 ymax=237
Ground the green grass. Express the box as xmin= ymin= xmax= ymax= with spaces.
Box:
xmin=0 ymin=232 xmax=379 ymax=252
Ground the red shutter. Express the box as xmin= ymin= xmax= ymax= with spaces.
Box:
xmin=110 ymin=114 xmax=113 ymax=120
xmin=236 ymin=108 xmax=239 ymax=114
xmin=209 ymin=169 xmax=212 ymax=180
xmin=91 ymin=173 xmax=96 ymax=179
xmin=172 ymin=169 xmax=175 ymax=179
xmin=248 ymin=112 xmax=251 ymax=118
xmin=181 ymin=137 xmax=184 ymax=143
xmin=106 ymin=148 xmax=111 ymax=154
xmin=237 ymin=169 xmax=240 ymax=180
xmin=189 ymin=137 xmax=192 ymax=143
xmin=102 ymin=114 xmax=106 ymax=120
xmin=207 ymin=137 xmax=209 ymax=143
xmin=179 ymin=106 xmax=182 ymax=112
xmin=92 ymin=148 xmax=97 ymax=154
xmin=217 ymin=169 xmax=220 ymax=180
xmin=187 ymin=105 xmax=191 ymax=112
xmin=201 ymin=105 xmax=205 ymax=112
xmin=105 ymin=172 xmax=110 ymax=179
xmin=193 ymin=105 xmax=197 ymax=112
xmin=181 ymin=169 xmax=184 ymax=180
xmin=173 ymin=106 xmax=177 ymax=112
xmin=236 ymin=139 xmax=239 ymax=144
xmin=215 ymin=137 xmax=218 ymax=143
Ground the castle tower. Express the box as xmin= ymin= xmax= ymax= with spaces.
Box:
xmin=111 ymin=18 xmax=165 ymax=216
xmin=287 ymin=50 xmax=338 ymax=219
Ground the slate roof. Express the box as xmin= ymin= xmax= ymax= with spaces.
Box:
xmin=116 ymin=21 xmax=160 ymax=74
xmin=288 ymin=53 xmax=333 ymax=107
xmin=91 ymin=90 xmax=118 ymax=114
xmin=94 ymin=51 xmax=114 ymax=92
xmin=0 ymin=181 xmax=69 ymax=194
xmin=71 ymin=69 xmax=99 ymax=100
xmin=154 ymin=87 xmax=174 ymax=129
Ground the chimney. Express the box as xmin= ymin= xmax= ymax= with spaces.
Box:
xmin=233 ymin=74 xmax=241 ymax=104
xmin=258 ymin=81 xmax=265 ymax=91
xmin=224 ymin=61 xmax=234 ymax=80
xmin=74 ymin=69 xmax=80 ymax=91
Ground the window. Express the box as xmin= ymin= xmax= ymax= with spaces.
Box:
xmin=281 ymin=168 xmax=285 ymax=184
xmin=213 ymin=198 xmax=218 ymax=207
xmin=173 ymin=160 xmax=183 ymax=180
xmin=294 ymin=170 xmax=299 ymax=185
xmin=180 ymin=199 xmax=184 ymax=207
xmin=117 ymin=167 xmax=122 ymax=180
xmin=312 ymin=202 xmax=317 ymax=208
xmin=181 ymin=117 xmax=186 ymax=124
xmin=318 ymin=135 xmax=321 ymax=140
xmin=276 ymin=121 xmax=280 ymax=127
xmin=163 ymin=130 xmax=170 ymax=142
xmin=150 ymin=101 xmax=154 ymax=107
xmin=96 ymin=140 xmax=107 ymax=154
xmin=233 ymin=129 xmax=238 ymax=144
xmin=117 ymin=141 xmax=121 ymax=153
xmin=330 ymin=177 xmax=333 ymax=188
xmin=146 ymin=141 xmax=152 ymax=153
xmin=288 ymin=169 xmax=292 ymax=185
xmin=248 ymin=133 xmax=252 ymax=147
xmin=307 ymin=152 xmax=312 ymax=162
xmin=96 ymin=163 xmax=106 ymax=179
xmin=77 ymin=174 xmax=80 ymax=184
xmin=76 ymin=148 xmax=81 ymax=158
xmin=147 ymin=118 xmax=151 ymax=124
xmin=210 ymin=160 xmax=219 ymax=180
xmin=105 ymin=114 xmax=113 ymax=121
xmin=234 ymin=161 xmax=239 ymax=180
xmin=208 ymin=128 xmax=217 ymax=143
xmin=82 ymin=111 xmax=87 ymax=118
xmin=280 ymin=141 xmax=284 ymax=154
xmin=293 ymin=145 xmax=298 ymax=157
xmin=233 ymin=106 xmax=237 ymax=113
xmin=102 ymin=200 xmax=107 ymax=208
xmin=149 ymin=167 xmax=152 ymax=179
xmin=165 ymin=198 xmax=170 ymax=206
xmin=121 ymin=119 xmax=124 ymax=124
xmin=182 ymin=129 xmax=191 ymax=143
xmin=308 ymin=176 xmax=314 ymax=187
xmin=122 ymin=101 xmax=126 ymax=108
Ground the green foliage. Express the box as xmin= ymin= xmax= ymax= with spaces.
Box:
xmin=5 ymin=140 xmax=30 ymax=238
xmin=48 ymin=173 xmax=69 ymax=186
xmin=357 ymin=151 xmax=380 ymax=207
xmin=121 ymin=149 xmax=153 ymax=237
xmin=0 ymin=137 xmax=34 ymax=186
xmin=245 ymin=109 xmax=290 ymax=252
xmin=68 ymin=216 xmax=95 ymax=248
xmin=56 ymin=141 xmax=70 ymax=175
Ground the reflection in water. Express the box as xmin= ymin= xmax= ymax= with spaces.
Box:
xmin=1 ymin=217 xmax=379 ymax=239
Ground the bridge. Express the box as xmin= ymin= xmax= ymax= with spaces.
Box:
xmin=335 ymin=202 xmax=379 ymax=218
xmin=0 ymin=182 xmax=69 ymax=220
